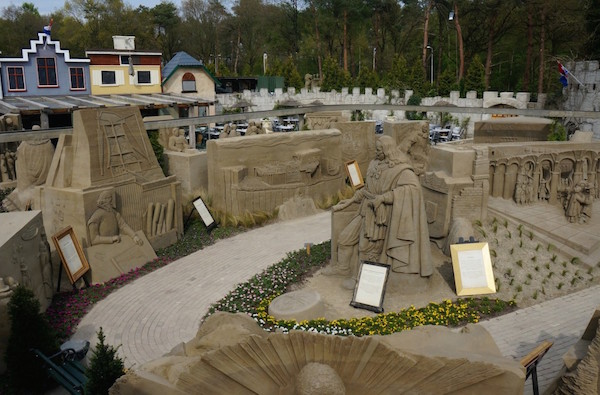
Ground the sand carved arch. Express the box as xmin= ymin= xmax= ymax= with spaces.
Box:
xmin=484 ymin=100 xmax=526 ymax=110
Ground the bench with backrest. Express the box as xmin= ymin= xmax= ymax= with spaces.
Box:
xmin=31 ymin=348 xmax=88 ymax=395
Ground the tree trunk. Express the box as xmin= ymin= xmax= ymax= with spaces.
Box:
xmin=343 ymin=10 xmax=348 ymax=72
xmin=523 ymin=2 xmax=534 ymax=90
xmin=485 ymin=14 xmax=497 ymax=90
xmin=234 ymin=27 xmax=241 ymax=75
xmin=537 ymin=2 xmax=546 ymax=94
xmin=422 ymin=1 xmax=433 ymax=72
xmin=454 ymin=3 xmax=465 ymax=81
xmin=312 ymin=3 xmax=323 ymax=79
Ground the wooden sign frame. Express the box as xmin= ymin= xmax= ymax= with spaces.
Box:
xmin=193 ymin=195 xmax=216 ymax=231
xmin=344 ymin=160 xmax=364 ymax=190
xmin=51 ymin=226 xmax=90 ymax=284
xmin=350 ymin=261 xmax=390 ymax=313
xmin=450 ymin=242 xmax=496 ymax=296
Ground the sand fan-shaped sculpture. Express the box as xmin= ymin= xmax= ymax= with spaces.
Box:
xmin=113 ymin=313 xmax=524 ymax=394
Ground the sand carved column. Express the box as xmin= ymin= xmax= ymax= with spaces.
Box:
xmin=492 ymin=163 xmax=505 ymax=198
xmin=550 ymin=169 xmax=560 ymax=205
xmin=503 ymin=163 xmax=518 ymax=200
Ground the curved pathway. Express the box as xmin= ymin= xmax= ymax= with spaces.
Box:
xmin=72 ymin=212 xmax=331 ymax=369
xmin=72 ymin=211 xmax=600 ymax=395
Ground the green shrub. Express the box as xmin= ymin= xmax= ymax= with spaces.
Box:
xmin=85 ymin=327 xmax=125 ymax=395
xmin=5 ymin=286 xmax=58 ymax=392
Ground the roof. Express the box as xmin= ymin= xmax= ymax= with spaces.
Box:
xmin=0 ymin=33 xmax=89 ymax=64
xmin=162 ymin=51 xmax=220 ymax=86
xmin=0 ymin=93 xmax=214 ymax=115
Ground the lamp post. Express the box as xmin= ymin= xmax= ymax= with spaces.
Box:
xmin=372 ymin=47 xmax=376 ymax=71
xmin=426 ymin=45 xmax=434 ymax=84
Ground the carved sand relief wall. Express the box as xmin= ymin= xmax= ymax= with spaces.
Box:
xmin=0 ymin=210 xmax=54 ymax=373
xmin=488 ymin=144 xmax=600 ymax=210
xmin=383 ymin=120 xmax=431 ymax=176
xmin=332 ymin=121 xmax=376 ymax=177
xmin=304 ymin=111 xmax=351 ymax=130
xmin=40 ymin=107 xmax=183 ymax=283
xmin=207 ymin=130 xmax=344 ymax=216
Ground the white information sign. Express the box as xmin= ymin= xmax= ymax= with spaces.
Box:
xmin=351 ymin=261 xmax=390 ymax=313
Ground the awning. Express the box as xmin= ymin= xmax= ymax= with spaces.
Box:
xmin=0 ymin=93 xmax=215 ymax=115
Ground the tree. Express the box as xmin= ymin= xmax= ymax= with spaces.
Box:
xmin=85 ymin=327 xmax=125 ymax=395
xmin=0 ymin=4 xmax=46 ymax=56
xmin=321 ymin=56 xmax=351 ymax=91
xmin=152 ymin=2 xmax=182 ymax=61
xmin=464 ymin=54 xmax=485 ymax=95
xmin=354 ymin=66 xmax=379 ymax=92
xmin=383 ymin=54 xmax=410 ymax=93
xmin=5 ymin=286 xmax=58 ymax=392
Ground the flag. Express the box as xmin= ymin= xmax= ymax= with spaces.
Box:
xmin=43 ymin=18 xmax=53 ymax=37
xmin=558 ymin=61 xmax=569 ymax=87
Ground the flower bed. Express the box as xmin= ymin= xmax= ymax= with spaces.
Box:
xmin=206 ymin=241 xmax=516 ymax=336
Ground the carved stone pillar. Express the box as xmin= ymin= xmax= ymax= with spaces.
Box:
xmin=550 ymin=170 xmax=560 ymax=205
xmin=493 ymin=164 xmax=505 ymax=198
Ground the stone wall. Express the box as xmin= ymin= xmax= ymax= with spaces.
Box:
xmin=217 ymin=88 xmax=536 ymax=138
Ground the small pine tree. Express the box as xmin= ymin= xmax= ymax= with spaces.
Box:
xmin=464 ymin=54 xmax=485 ymax=96
xmin=548 ymin=120 xmax=567 ymax=141
xmin=85 ymin=327 xmax=125 ymax=395
xmin=5 ymin=285 xmax=58 ymax=392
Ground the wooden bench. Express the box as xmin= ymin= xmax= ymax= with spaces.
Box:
xmin=31 ymin=348 xmax=87 ymax=395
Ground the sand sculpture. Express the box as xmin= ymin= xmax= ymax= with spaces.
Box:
xmin=554 ymin=315 xmax=600 ymax=394
xmin=304 ymin=111 xmax=350 ymax=130
xmin=2 ymin=125 xmax=55 ymax=211
xmin=333 ymin=121 xmax=376 ymax=177
xmin=383 ymin=120 xmax=431 ymax=176
xmin=41 ymin=107 xmax=182 ymax=283
xmin=167 ymin=128 xmax=188 ymax=152
xmin=326 ymin=136 xmax=432 ymax=281
xmin=0 ymin=115 xmax=26 ymax=186
xmin=207 ymin=129 xmax=344 ymax=217
xmin=0 ymin=210 xmax=53 ymax=373
xmin=109 ymin=312 xmax=525 ymax=394
xmin=488 ymin=143 xmax=600 ymax=222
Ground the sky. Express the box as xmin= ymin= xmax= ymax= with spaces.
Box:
xmin=0 ymin=0 xmax=183 ymax=16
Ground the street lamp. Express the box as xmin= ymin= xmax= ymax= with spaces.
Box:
xmin=426 ymin=45 xmax=434 ymax=84
xmin=372 ymin=47 xmax=376 ymax=71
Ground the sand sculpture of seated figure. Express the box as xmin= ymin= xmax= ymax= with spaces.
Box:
xmin=87 ymin=190 xmax=143 ymax=246
xmin=325 ymin=135 xmax=432 ymax=280
xmin=167 ymin=128 xmax=187 ymax=152
xmin=565 ymin=181 xmax=593 ymax=224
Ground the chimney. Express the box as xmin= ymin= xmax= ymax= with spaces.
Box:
xmin=112 ymin=36 xmax=135 ymax=50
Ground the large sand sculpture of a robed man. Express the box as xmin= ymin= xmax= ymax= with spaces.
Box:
xmin=326 ymin=135 xmax=432 ymax=282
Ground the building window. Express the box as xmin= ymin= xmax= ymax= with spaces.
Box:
xmin=101 ymin=70 xmax=116 ymax=85
xmin=37 ymin=57 xmax=57 ymax=86
xmin=7 ymin=67 xmax=25 ymax=91
xmin=182 ymin=72 xmax=196 ymax=92
xmin=69 ymin=67 xmax=85 ymax=90
xmin=137 ymin=70 xmax=151 ymax=84
xmin=120 ymin=55 xmax=139 ymax=65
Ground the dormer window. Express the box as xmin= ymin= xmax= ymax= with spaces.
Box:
xmin=182 ymin=72 xmax=196 ymax=92
xmin=37 ymin=57 xmax=57 ymax=87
